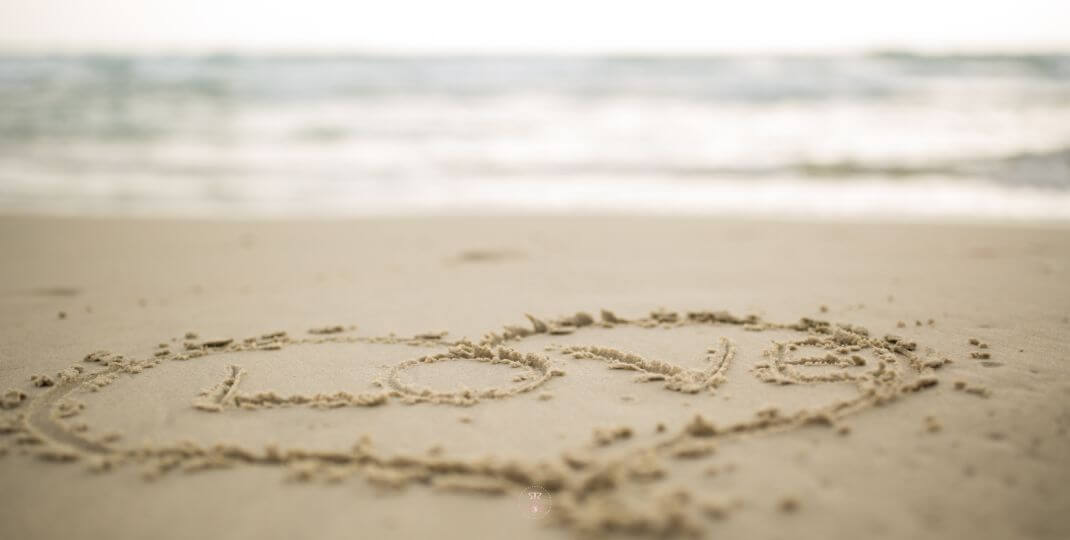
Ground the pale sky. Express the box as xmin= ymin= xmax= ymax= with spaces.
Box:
xmin=1 ymin=0 xmax=1068 ymax=54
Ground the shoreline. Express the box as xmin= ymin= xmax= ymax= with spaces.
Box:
xmin=3 ymin=212 xmax=1070 ymax=228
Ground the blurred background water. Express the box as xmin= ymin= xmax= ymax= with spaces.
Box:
xmin=1 ymin=54 xmax=1069 ymax=219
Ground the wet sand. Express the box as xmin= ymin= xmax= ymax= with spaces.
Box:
xmin=0 ymin=216 xmax=1068 ymax=539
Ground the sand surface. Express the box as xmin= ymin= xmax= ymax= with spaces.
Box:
xmin=0 ymin=216 xmax=1068 ymax=539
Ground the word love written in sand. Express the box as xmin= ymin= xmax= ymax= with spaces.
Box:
xmin=1 ymin=308 xmax=948 ymax=538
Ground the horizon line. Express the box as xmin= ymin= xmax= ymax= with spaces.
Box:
xmin=2 ymin=45 xmax=1070 ymax=58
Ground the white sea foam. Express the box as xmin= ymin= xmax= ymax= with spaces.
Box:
xmin=4 ymin=174 xmax=1069 ymax=222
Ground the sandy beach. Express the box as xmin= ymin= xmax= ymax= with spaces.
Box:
xmin=0 ymin=215 xmax=1067 ymax=539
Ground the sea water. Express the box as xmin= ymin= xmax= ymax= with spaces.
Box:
xmin=1 ymin=54 xmax=1068 ymax=219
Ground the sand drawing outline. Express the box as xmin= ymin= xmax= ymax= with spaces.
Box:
xmin=0 ymin=308 xmax=948 ymax=537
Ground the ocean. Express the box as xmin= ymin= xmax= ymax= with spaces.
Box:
xmin=1 ymin=54 xmax=1069 ymax=219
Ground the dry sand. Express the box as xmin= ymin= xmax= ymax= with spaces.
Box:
xmin=0 ymin=215 xmax=1068 ymax=539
